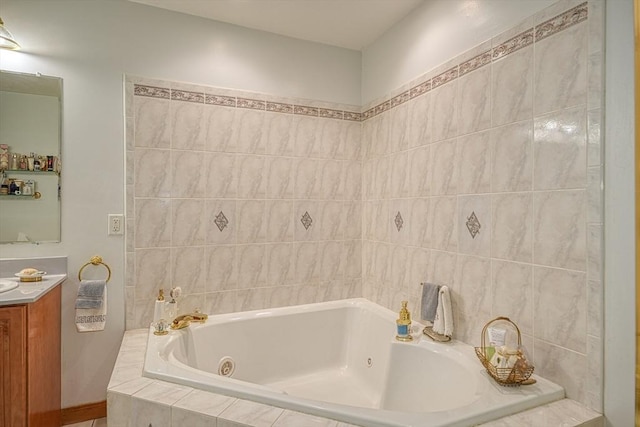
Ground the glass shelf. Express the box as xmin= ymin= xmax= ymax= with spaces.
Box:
xmin=1 ymin=169 xmax=58 ymax=175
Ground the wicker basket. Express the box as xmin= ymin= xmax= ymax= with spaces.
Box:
xmin=474 ymin=317 xmax=534 ymax=386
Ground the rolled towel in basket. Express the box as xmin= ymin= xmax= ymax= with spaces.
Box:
xmin=432 ymin=285 xmax=453 ymax=337
xmin=75 ymin=279 xmax=107 ymax=332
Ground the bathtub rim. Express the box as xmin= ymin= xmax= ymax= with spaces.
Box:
xmin=143 ymin=298 xmax=565 ymax=427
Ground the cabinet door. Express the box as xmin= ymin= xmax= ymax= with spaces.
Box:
xmin=0 ymin=305 xmax=27 ymax=427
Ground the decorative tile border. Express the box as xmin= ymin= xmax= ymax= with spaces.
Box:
xmin=133 ymin=3 xmax=587 ymax=123
xmin=360 ymin=2 xmax=588 ymax=121
xmin=535 ymin=2 xmax=588 ymax=42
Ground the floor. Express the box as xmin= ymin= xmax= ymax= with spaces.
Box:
xmin=65 ymin=418 xmax=107 ymax=427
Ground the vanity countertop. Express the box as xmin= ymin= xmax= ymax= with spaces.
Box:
xmin=0 ymin=274 xmax=66 ymax=306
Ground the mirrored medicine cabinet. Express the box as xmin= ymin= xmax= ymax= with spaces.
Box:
xmin=0 ymin=70 xmax=62 ymax=243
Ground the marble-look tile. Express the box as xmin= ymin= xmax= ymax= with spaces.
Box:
xmin=134 ymin=149 xmax=171 ymax=198
xmin=318 ymin=118 xmax=345 ymax=159
xmin=205 ymin=199 xmax=236 ymax=245
xmin=587 ymin=166 xmax=603 ymax=223
xmin=587 ymin=223 xmax=602 ymax=283
xmin=345 ymin=201 xmax=362 ymax=240
xmin=321 ymin=201 xmax=346 ymax=241
xmin=206 ymin=105 xmax=237 ymax=153
xmin=534 ymin=106 xmax=587 ymax=190
xmin=134 ymin=199 xmax=171 ymax=248
xmin=107 ymin=391 xmax=131 ymax=427
xmin=233 ymin=108 xmax=266 ymax=154
xmin=344 ymin=160 xmax=362 ymax=201
xmin=134 ymin=97 xmax=170 ymax=148
xmin=319 ymin=241 xmax=345 ymax=282
xmin=430 ymin=138 xmax=458 ymax=195
xmin=266 ymin=156 xmax=294 ymax=199
xmin=171 ymin=150 xmax=206 ymax=198
xmin=237 ymin=200 xmax=266 ymax=244
xmin=172 ymin=199 xmax=206 ymax=246
xmin=205 ymin=245 xmax=237 ymax=292
xmin=206 ymin=152 xmax=237 ymax=198
xmin=491 ymin=192 xmax=533 ymax=263
xmin=533 ymin=190 xmax=586 ymax=271
xmin=407 ymin=145 xmax=431 ymax=197
xmin=133 ymin=249 xmax=170 ymax=298
xmin=388 ymin=102 xmax=409 ymax=153
xmin=373 ymin=242 xmax=391 ymax=288
xmin=343 ymin=121 xmax=362 ymax=161
xmin=294 ymin=158 xmax=320 ymax=199
xmin=389 ymin=151 xmax=408 ymax=198
xmin=171 ymin=246 xmax=205 ymax=295
xmin=343 ymin=240 xmax=362 ymax=280
xmin=587 ymin=279 xmax=603 ymax=338
xmin=171 ymin=100 xmax=205 ymax=150
xmin=534 ymin=22 xmax=587 ymax=115
xmin=389 ymin=244 xmax=409 ymax=294
xmin=173 ymin=389 xmax=236 ymax=418
xmin=372 ymin=200 xmax=390 ymax=243
xmin=266 ymin=243 xmax=295 ymax=286
xmin=491 ymin=260 xmax=533 ymax=335
xmin=265 ymin=111 xmax=293 ymax=156
xmin=457 ymin=66 xmax=491 ymax=135
xmin=294 ymin=242 xmax=321 ymax=284
xmin=389 ymin=199 xmax=408 ymax=245
xmin=457 ymin=130 xmax=491 ymax=194
xmin=171 ymin=407 xmax=215 ymax=427
xmin=405 ymin=198 xmax=428 ymax=248
xmin=372 ymin=113 xmax=391 ymax=158
xmin=430 ymin=81 xmax=458 ymax=142
xmin=218 ymin=397 xmax=285 ymax=427
xmin=534 ymin=266 xmax=587 ymax=352
xmin=131 ymin=396 xmax=171 ymax=427
xmin=586 ymin=335 xmax=603 ymax=412
xmin=429 ymin=196 xmax=457 ymax=252
xmin=273 ymin=410 xmax=338 ymax=427
xmin=587 ymin=108 xmax=602 ymax=167
xmin=427 ymin=251 xmax=457 ymax=288
xmin=266 ymin=200 xmax=294 ymax=242
xmin=237 ymin=244 xmax=266 ymax=288
xmin=458 ymin=195 xmax=491 ymax=257
xmin=134 ymin=380 xmax=192 ymax=406
xmin=294 ymin=201 xmax=321 ymax=242
xmin=237 ymin=155 xmax=266 ymax=199
xmin=491 ymin=46 xmax=533 ymax=127
xmin=453 ymin=255 xmax=491 ymax=345
xmin=371 ymin=156 xmax=390 ymax=199
xmin=407 ymin=92 xmax=431 ymax=148
xmin=533 ymin=0 xmax=586 ymax=27
xmin=588 ymin=52 xmax=603 ymax=110
xmin=293 ymin=115 xmax=319 ymax=158
xmin=478 ymin=398 xmax=602 ymax=426
xmin=534 ymin=339 xmax=587 ymax=403
xmin=318 ymin=159 xmax=344 ymax=200
xmin=490 ymin=120 xmax=533 ymax=193
xmin=406 ymin=247 xmax=432 ymax=313
xmin=205 ymin=290 xmax=239 ymax=315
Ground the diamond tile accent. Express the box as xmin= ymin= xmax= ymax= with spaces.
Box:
xmin=214 ymin=211 xmax=229 ymax=232
xmin=300 ymin=211 xmax=313 ymax=230
xmin=395 ymin=212 xmax=404 ymax=232
xmin=466 ymin=211 xmax=481 ymax=239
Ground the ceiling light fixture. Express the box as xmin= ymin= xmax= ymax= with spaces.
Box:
xmin=0 ymin=18 xmax=20 ymax=50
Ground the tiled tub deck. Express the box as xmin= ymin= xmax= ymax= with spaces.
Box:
xmin=107 ymin=330 xmax=603 ymax=427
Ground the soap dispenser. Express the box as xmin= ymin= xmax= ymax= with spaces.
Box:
xmin=396 ymin=301 xmax=413 ymax=342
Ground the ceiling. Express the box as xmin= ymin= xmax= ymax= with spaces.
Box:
xmin=129 ymin=0 xmax=425 ymax=51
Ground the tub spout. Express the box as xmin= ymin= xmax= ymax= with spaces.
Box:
xmin=170 ymin=309 xmax=208 ymax=330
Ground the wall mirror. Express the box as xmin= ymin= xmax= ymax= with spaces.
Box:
xmin=0 ymin=70 xmax=62 ymax=244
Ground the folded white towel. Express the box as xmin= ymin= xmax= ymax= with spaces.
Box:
xmin=75 ymin=280 xmax=107 ymax=332
xmin=433 ymin=285 xmax=453 ymax=337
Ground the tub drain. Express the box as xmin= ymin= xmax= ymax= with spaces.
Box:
xmin=218 ymin=356 xmax=235 ymax=377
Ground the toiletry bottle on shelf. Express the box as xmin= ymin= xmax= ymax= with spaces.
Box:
xmin=153 ymin=289 xmax=166 ymax=323
xmin=396 ymin=301 xmax=413 ymax=342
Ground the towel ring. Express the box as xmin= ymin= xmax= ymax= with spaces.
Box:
xmin=78 ymin=255 xmax=111 ymax=283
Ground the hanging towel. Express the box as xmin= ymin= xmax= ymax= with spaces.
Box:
xmin=420 ymin=282 xmax=441 ymax=322
xmin=432 ymin=285 xmax=454 ymax=337
xmin=75 ymin=279 xmax=107 ymax=332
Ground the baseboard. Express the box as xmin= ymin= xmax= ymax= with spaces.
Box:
xmin=61 ymin=400 xmax=106 ymax=425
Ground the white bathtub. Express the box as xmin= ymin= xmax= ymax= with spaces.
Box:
xmin=143 ymin=298 xmax=564 ymax=427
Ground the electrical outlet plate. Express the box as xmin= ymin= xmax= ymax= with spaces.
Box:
xmin=108 ymin=214 xmax=124 ymax=235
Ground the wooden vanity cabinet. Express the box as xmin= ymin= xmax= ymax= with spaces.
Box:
xmin=0 ymin=284 xmax=61 ymax=427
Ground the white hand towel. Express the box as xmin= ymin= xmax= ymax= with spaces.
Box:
xmin=75 ymin=279 xmax=107 ymax=332
xmin=432 ymin=285 xmax=453 ymax=337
